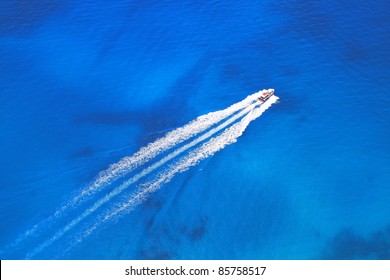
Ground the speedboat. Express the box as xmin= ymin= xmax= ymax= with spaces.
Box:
xmin=258 ymin=89 xmax=274 ymax=102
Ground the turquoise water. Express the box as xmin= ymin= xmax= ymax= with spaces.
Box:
xmin=1 ymin=0 xmax=389 ymax=259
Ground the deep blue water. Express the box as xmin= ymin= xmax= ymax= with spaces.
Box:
xmin=1 ymin=0 xmax=389 ymax=259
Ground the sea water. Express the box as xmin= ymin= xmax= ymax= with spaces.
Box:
xmin=0 ymin=0 xmax=389 ymax=259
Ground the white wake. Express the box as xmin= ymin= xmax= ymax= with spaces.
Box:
xmin=27 ymin=95 xmax=278 ymax=258
xmin=8 ymin=90 xmax=269 ymax=251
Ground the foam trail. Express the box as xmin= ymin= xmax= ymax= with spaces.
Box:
xmin=74 ymin=95 xmax=279 ymax=248
xmin=8 ymin=91 xmax=267 ymax=251
xmin=27 ymin=95 xmax=278 ymax=258
xmin=26 ymin=100 xmax=263 ymax=258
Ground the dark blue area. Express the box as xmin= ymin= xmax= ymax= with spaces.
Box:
xmin=322 ymin=226 xmax=390 ymax=259
xmin=0 ymin=0 xmax=389 ymax=259
xmin=0 ymin=0 xmax=66 ymax=35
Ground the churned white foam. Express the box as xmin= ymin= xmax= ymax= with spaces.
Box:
xmin=26 ymin=98 xmax=269 ymax=258
xmin=9 ymin=90 xmax=271 ymax=252
xmin=55 ymin=95 xmax=279 ymax=253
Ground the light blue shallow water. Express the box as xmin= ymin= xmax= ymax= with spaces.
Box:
xmin=0 ymin=0 xmax=389 ymax=259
